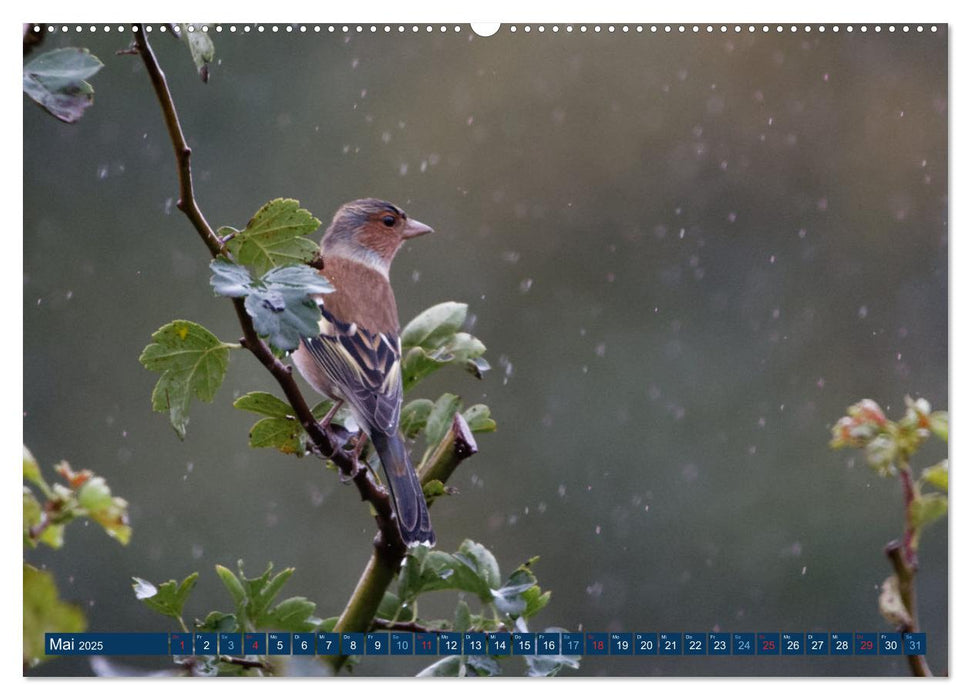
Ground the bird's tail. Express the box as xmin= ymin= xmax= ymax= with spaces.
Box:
xmin=370 ymin=431 xmax=436 ymax=547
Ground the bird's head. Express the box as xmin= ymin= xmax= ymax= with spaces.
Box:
xmin=322 ymin=198 xmax=433 ymax=274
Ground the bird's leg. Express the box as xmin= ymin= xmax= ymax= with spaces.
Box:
xmin=339 ymin=432 xmax=369 ymax=483
xmin=319 ymin=399 xmax=344 ymax=429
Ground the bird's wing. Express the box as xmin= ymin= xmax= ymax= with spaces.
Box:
xmin=302 ymin=305 xmax=402 ymax=435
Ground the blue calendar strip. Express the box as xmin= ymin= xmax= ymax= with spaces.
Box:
xmin=42 ymin=631 xmax=930 ymax=657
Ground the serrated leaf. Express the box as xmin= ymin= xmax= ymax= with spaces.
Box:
xmin=463 ymin=404 xmax=496 ymax=433
xmin=258 ymin=597 xmax=320 ymax=632
xmin=211 ymin=259 xmax=332 ymax=352
xmin=233 ymin=392 xmax=295 ymax=418
xmin=132 ymin=573 xmax=199 ymax=621
xmin=425 ymin=394 xmax=463 ymax=448
xmin=23 ymin=47 xmax=103 ymax=123
xmin=521 ymin=586 xmax=552 ymax=619
xmin=401 ymin=302 xmax=468 ymax=350
xmin=139 ymin=320 xmax=232 ymax=439
xmin=248 ymin=417 xmax=304 ymax=454
xmin=196 ymin=611 xmax=238 ymax=633
xmin=398 ymin=547 xmax=494 ymax=604
xmin=24 ymin=564 xmax=86 ymax=668
xmin=225 ymin=199 xmax=321 ymax=277
xmin=180 ymin=24 xmax=215 ymax=82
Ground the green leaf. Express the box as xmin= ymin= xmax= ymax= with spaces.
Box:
xmin=920 ymin=460 xmax=948 ymax=492
xmin=401 ymin=302 xmax=468 ymax=350
xmin=80 ymin=478 xmax=131 ymax=545
xmin=210 ymin=260 xmax=332 ymax=352
xmin=376 ymin=591 xmax=413 ymax=621
xmin=139 ymin=320 xmax=233 ymax=439
xmin=524 ymin=629 xmax=581 ymax=677
xmin=454 ymin=599 xmax=472 ymax=633
xmin=215 ymin=565 xmax=246 ymax=610
xmin=909 ymin=492 xmax=947 ymax=549
xmin=233 ymin=391 xmax=295 ymax=418
xmin=23 ymin=446 xmax=49 ymax=494
xmin=23 ymin=47 xmax=103 ymax=123
xmin=463 ymin=404 xmax=496 ymax=433
xmin=180 ymin=24 xmax=215 ymax=82
xmin=398 ymin=546 xmax=494 ymax=604
xmin=458 ymin=539 xmax=502 ymax=590
xmin=224 ymin=199 xmax=321 ymax=277
xmin=400 ymin=398 xmax=434 ymax=439
xmin=132 ymin=573 xmax=199 ymax=622
xmin=247 ymin=417 xmax=304 ymax=454
xmin=259 ymin=597 xmax=321 ymax=632
xmin=24 ymin=564 xmax=86 ymax=668
xmin=492 ymin=566 xmax=538 ymax=617
xmin=400 ymin=332 xmax=489 ymax=391
xmin=425 ymin=393 xmax=463 ymax=448
xmin=196 ymin=611 xmax=238 ymax=634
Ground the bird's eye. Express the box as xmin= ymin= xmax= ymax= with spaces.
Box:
xmin=382 ymin=215 xmax=396 ymax=227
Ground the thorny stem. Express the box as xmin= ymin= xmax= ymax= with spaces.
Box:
xmin=130 ymin=25 xmax=478 ymax=673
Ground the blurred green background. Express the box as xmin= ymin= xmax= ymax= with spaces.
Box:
xmin=23 ymin=24 xmax=947 ymax=676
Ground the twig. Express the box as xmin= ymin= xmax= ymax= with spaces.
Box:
xmin=885 ymin=541 xmax=932 ymax=677
xmin=327 ymin=412 xmax=478 ymax=673
xmin=130 ymin=26 xmax=480 ymax=674
xmin=129 ymin=24 xmax=407 ymax=569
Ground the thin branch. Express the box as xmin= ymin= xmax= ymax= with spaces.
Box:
xmin=885 ymin=541 xmax=932 ymax=677
xmin=327 ymin=412 xmax=478 ymax=673
xmin=130 ymin=28 xmax=486 ymax=677
xmin=130 ymin=24 xmax=407 ymax=559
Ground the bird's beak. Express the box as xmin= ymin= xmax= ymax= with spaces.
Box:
xmin=402 ymin=218 xmax=434 ymax=239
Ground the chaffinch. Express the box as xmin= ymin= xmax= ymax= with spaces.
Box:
xmin=292 ymin=199 xmax=436 ymax=547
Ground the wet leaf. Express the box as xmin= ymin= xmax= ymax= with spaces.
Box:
xmin=211 ymin=259 xmax=332 ymax=352
xmin=401 ymin=302 xmax=467 ymax=350
xmin=233 ymin=391 xmax=295 ymax=418
xmin=139 ymin=320 xmax=233 ymax=439
xmin=463 ymin=404 xmax=496 ymax=433
xmin=424 ymin=393 xmax=463 ymax=448
xmin=224 ymin=199 xmax=321 ymax=277
xmin=132 ymin=573 xmax=198 ymax=621
xmin=23 ymin=47 xmax=103 ymax=123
